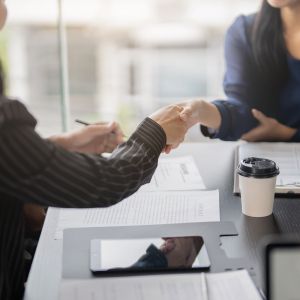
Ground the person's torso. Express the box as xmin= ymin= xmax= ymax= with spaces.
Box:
xmin=278 ymin=56 xmax=300 ymax=128
xmin=240 ymin=14 xmax=300 ymax=126
xmin=0 ymin=199 xmax=25 ymax=300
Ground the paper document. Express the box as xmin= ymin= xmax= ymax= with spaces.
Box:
xmin=59 ymin=270 xmax=262 ymax=300
xmin=140 ymin=156 xmax=206 ymax=191
xmin=55 ymin=190 xmax=219 ymax=239
xmin=205 ymin=270 xmax=262 ymax=300
xmin=239 ymin=143 xmax=300 ymax=186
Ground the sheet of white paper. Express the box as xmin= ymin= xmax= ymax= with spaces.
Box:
xmin=239 ymin=143 xmax=300 ymax=186
xmin=54 ymin=190 xmax=219 ymax=239
xmin=140 ymin=156 xmax=206 ymax=191
xmin=59 ymin=270 xmax=262 ymax=300
xmin=206 ymin=270 xmax=262 ymax=300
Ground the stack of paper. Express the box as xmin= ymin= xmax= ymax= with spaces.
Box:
xmin=234 ymin=143 xmax=300 ymax=194
xmin=59 ymin=270 xmax=262 ymax=300
xmin=54 ymin=156 xmax=220 ymax=239
xmin=239 ymin=143 xmax=300 ymax=187
xmin=55 ymin=190 xmax=219 ymax=239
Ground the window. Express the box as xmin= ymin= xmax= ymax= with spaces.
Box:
xmin=1 ymin=0 xmax=260 ymax=140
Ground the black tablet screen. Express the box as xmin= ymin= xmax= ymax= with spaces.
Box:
xmin=90 ymin=236 xmax=210 ymax=274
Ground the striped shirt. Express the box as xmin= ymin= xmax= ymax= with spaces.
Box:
xmin=0 ymin=97 xmax=166 ymax=300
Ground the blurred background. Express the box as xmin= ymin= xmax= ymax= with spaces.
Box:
xmin=2 ymin=0 xmax=261 ymax=140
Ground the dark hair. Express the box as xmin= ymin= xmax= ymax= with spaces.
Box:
xmin=252 ymin=0 xmax=289 ymax=89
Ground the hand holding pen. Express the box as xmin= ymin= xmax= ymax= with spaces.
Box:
xmin=49 ymin=120 xmax=125 ymax=154
xmin=72 ymin=119 xmax=125 ymax=154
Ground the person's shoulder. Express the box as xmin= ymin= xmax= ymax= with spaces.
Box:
xmin=226 ymin=13 xmax=257 ymax=45
xmin=229 ymin=13 xmax=256 ymax=31
xmin=0 ymin=96 xmax=25 ymax=109
xmin=0 ymin=96 xmax=37 ymax=129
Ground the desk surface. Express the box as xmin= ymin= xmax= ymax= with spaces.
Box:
xmin=24 ymin=142 xmax=300 ymax=300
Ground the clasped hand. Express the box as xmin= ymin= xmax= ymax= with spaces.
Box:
xmin=149 ymin=105 xmax=188 ymax=153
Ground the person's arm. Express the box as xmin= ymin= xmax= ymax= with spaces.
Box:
xmin=0 ymin=99 xmax=186 ymax=208
xmin=180 ymin=16 xmax=259 ymax=141
xmin=241 ymin=109 xmax=297 ymax=142
xmin=209 ymin=15 xmax=259 ymax=140
xmin=23 ymin=121 xmax=125 ymax=232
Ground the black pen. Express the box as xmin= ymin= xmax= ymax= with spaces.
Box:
xmin=75 ymin=119 xmax=90 ymax=126
xmin=75 ymin=119 xmax=126 ymax=137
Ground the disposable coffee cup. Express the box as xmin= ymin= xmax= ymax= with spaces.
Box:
xmin=237 ymin=157 xmax=279 ymax=217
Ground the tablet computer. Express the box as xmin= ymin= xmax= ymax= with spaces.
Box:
xmin=90 ymin=236 xmax=210 ymax=275
xmin=266 ymin=238 xmax=300 ymax=300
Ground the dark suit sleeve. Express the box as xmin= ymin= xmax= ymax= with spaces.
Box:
xmin=0 ymin=98 xmax=166 ymax=208
xmin=131 ymin=244 xmax=168 ymax=269
xmin=201 ymin=15 xmax=258 ymax=141
xmin=291 ymin=129 xmax=300 ymax=142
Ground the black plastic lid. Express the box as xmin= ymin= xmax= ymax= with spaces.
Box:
xmin=237 ymin=157 xmax=280 ymax=179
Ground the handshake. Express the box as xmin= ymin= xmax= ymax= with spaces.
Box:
xmin=149 ymin=102 xmax=198 ymax=153
xmin=149 ymin=104 xmax=191 ymax=153
xmin=49 ymin=101 xmax=203 ymax=155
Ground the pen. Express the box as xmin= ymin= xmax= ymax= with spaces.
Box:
xmin=75 ymin=119 xmax=90 ymax=126
xmin=75 ymin=119 xmax=126 ymax=137
xmin=201 ymin=272 xmax=209 ymax=300
xmin=75 ymin=119 xmax=116 ymax=134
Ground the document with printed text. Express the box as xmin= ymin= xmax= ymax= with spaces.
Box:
xmin=54 ymin=190 xmax=219 ymax=239
xmin=59 ymin=270 xmax=262 ymax=300
xmin=140 ymin=156 xmax=206 ymax=191
xmin=234 ymin=143 xmax=300 ymax=194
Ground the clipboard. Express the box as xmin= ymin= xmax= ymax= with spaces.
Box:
xmin=233 ymin=143 xmax=300 ymax=197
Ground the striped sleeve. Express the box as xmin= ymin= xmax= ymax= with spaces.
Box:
xmin=0 ymin=98 xmax=166 ymax=208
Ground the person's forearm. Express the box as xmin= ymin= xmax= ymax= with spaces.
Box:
xmin=197 ymin=100 xmax=222 ymax=130
xmin=48 ymin=133 xmax=70 ymax=149
xmin=0 ymin=117 xmax=166 ymax=209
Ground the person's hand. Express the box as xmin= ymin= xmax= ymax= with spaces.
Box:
xmin=160 ymin=237 xmax=195 ymax=268
xmin=49 ymin=122 xmax=125 ymax=154
xmin=160 ymin=238 xmax=176 ymax=253
xmin=177 ymin=100 xmax=203 ymax=128
xmin=23 ymin=203 xmax=46 ymax=232
xmin=149 ymin=105 xmax=188 ymax=153
xmin=241 ymin=109 xmax=296 ymax=142
xmin=178 ymin=99 xmax=221 ymax=130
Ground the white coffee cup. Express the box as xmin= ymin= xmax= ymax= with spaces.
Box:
xmin=237 ymin=157 xmax=279 ymax=217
